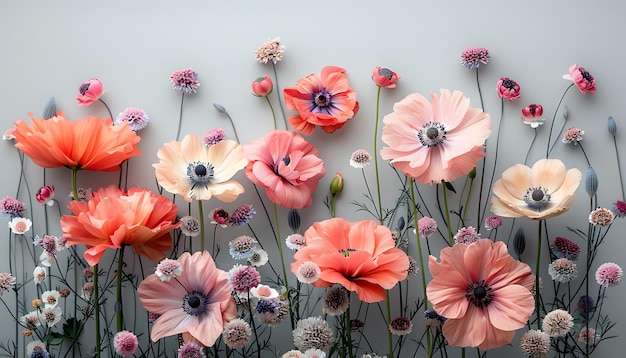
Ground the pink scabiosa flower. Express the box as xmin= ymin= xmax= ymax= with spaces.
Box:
xmin=551 ymin=236 xmax=580 ymax=260
xmin=0 ymin=272 xmax=16 ymax=295
xmin=283 ymin=66 xmax=359 ymax=135
xmin=156 ymin=258 xmax=183 ymax=282
xmin=372 ymin=66 xmax=400 ymax=88
xmin=349 ymin=149 xmax=372 ymax=168
xmin=427 ymin=239 xmax=535 ymax=350
xmin=244 ymin=130 xmax=325 ymax=209
xmin=222 ymin=318 xmax=252 ymax=349
xmin=381 ymin=89 xmax=491 ymax=184
xmin=542 ymin=309 xmax=573 ymax=337
xmin=254 ymin=37 xmax=285 ymax=64
xmin=252 ymin=76 xmax=273 ymax=97
xmin=292 ymin=317 xmax=334 ymax=352
xmin=322 ymin=286 xmax=349 ymax=316
xmin=1 ymin=196 xmax=25 ymax=218
xmin=138 ymin=251 xmax=237 ymax=347
xmin=453 ymin=226 xmax=481 ymax=245
xmin=9 ymin=217 xmax=31 ymax=235
xmin=521 ymin=104 xmax=545 ymax=128
xmin=179 ymin=216 xmax=201 ymax=237
xmin=563 ymin=64 xmax=596 ymax=94
xmin=548 ymin=258 xmax=577 ymax=283
xmin=286 ymin=233 xmax=306 ymax=250
xmin=460 ymin=46 xmax=490 ymax=69
xmin=113 ymin=330 xmax=139 ymax=356
xmin=589 ymin=207 xmax=614 ymax=226
xmin=250 ymin=284 xmax=279 ymax=300
xmin=229 ymin=235 xmax=257 ymax=260
xmin=169 ymin=68 xmax=199 ymax=94
xmin=519 ymin=330 xmax=550 ymax=358
xmin=203 ymin=128 xmax=226 ymax=146
xmin=36 ymin=185 xmax=55 ymax=206
xmin=484 ymin=216 xmax=502 ymax=230
xmin=496 ymin=77 xmax=521 ymax=101
xmin=229 ymin=204 xmax=256 ymax=226
xmin=613 ymin=200 xmax=626 ymax=218
xmin=389 ymin=316 xmax=413 ymax=336
xmin=177 ymin=342 xmax=205 ymax=358
xmin=115 ymin=107 xmax=149 ymax=131
xmin=595 ymin=262 xmax=623 ymax=287
xmin=417 ymin=216 xmax=438 ymax=238
xmin=562 ymin=127 xmax=584 ymax=144
xmin=248 ymin=249 xmax=269 ymax=267
xmin=295 ymin=261 xmax=322 ymax=284
xmin=228 ymin=264 xmax=261 ymax=294
xmin=578 ymin=328 xmax=599 ymax=344
xmin=76 ymin=78 xmax=103 ymax=106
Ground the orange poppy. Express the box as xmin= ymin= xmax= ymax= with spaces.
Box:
xmin=13 ymin=114 xmax=141 ymax=171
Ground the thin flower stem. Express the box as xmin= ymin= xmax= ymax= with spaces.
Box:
xmin=94 ymin=263 xmax=101 ymax=358
xmin=461 ymin=176 xmax=474 ymax=225
xmin=345 ymin=293 xmax=354 ymax=358
xmin=271 ymin=62 xmax=289 ymax=129
xmin=480 ymin=98 xmax=504 ymax=228
xmin=476 ymin=68 xmax=485 ymax=112
xmin=373 ymin=86 xmax=384 ymax=224
xmin=272 ymin=203 xmax=293 ymax=329
xmin=176 ymin=93 xmax=185 ymax=141
xmin=524 ymin=129 xmax=538 ymax=165
xmin=330 ymin=194 xmax=336 ymax=218
xmin=535 ymin=220 xmax=543 ymax=330
xmin=224 ymin=110 xmax=241 ymax=144
xmin=442 ymin=183 xmax=454 ymax=246
xmin=198 ymin=200 xmax=205 ymax=253
xmin=246 ymin=292 xmax=262 ymax=358
xmin=265 ymin=95 xmax=278 ymax=130
xmin=116 ymin=245 xmax=125 ymax=332
xmin=547 ymin=83 xmax=575 ymax=157
xmin=578 ymin=143 xmax=591 ymax=167
xmin=612 ymin=135 xmax=625 ymax=199
xmin=385 ymin=291 xmax=393 ymax=358
xmin=98 ymin=98 xmax=114 ymax=121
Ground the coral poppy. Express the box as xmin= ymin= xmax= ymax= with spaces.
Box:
xmin=380 ymin=89 xmax=491 ymax=184
xmin=154 ymin=134 xmax=248 ymax=203
xmin=60 ymin=185 xmax=180 ymax=266
xmin=76 ymin=78 xmax=103 ymax=106
xmin=291 ymin=218 xmax=409 ymax=303
xmin=427 ymin=239 xmax=535 ymax=350
xmin=283 ymin=66 xmax=359 ymax=135
xmin=138 ymin=251 xmax=237 ymax=347
xmin=244 ymin=130 xmax=325 ymax=209
xmin=13 ymin=114 xmax=141 ymax=171
xmin=490 ymin=158 xmax=582 ymax=220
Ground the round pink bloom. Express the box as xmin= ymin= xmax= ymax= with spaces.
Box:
xmin=228 ymin=264 xmax=261 ymax=293
xmin=170 ymin=68 xmax=199 ymax=94
xmin=521 ymin=104 xmax=545 ymax=128
xmin=380 ymin=89 xmax=491 ymax=184
xmin=203 ymin=128 xmax=226 ymax=146
xmin=372 ymin=66 xmax=400 ymax=88
xmin=453 ymin=226 xmax=480 ymax=245
xmin=36 ymin=185 xmax=55 ymax=206
xmin=427 ymin=239 xmax=535 ymax=350
xmin=417 ymin=216 xmax=437 ymax=238
xmin=252 ymin=76 xmax=273 ymax=97
xmin=244 ymin=130 xmax=325 ymax=209
xmin=76 ymin=78 xmax=103 ymax=106
xmin=138 ymin=251 xmax=237 ymax=347
xmin=113 ymin=330 xmax=138 ymax=356
xmin=563 ymin=64 xmax=596 ymax=94
xmin=460 ymin=46 xmax=490 ymax=69
xmin=115 ymin=107 xmax=149 ymax=131
xmin=283 ymin=66 xmax=359 ymax=135
xmin=595 ymin=262 xmax=623 ymax=287
xmin=484 ymin=216 xmax=502 ymax=230
xmin=496 ymin=77 xmax=521 ymax=101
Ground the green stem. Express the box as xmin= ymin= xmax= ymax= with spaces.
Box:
xmin=442 ymin=183 xmax=454 ymax=246
xmin=373 ymin=85 xmax=384 ymax=224
xmin=272 ymin=203 xmax=293 ymax=328
xmin=535 ymin=220 xmax=543 ymax=330
xmin=385 ymin=291 xmax=393 ymax=358
xmin=198 ymin=200 xmax=205 ymax=252
xmin=345 ymin=292 xmax=353 ymax=358
xmin=461 ymin=176 xmax=474 ymax=225
xmin=176 ymin=93 xmax=185 ymax=141
xmin=265 ymin=95 xmax=277 ymax=130
xmin=94 ymin=263 xmax=101 ymax=358
xmin=116 ymin=246 xmax=125 ymax=332
xmin=330 ymin=194 xmax=336 ymax=218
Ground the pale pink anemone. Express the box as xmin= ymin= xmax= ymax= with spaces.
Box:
xmin=244 ymin=130 xmax=325 ymax=209
xmin=380 ymin=89 xmax=491 ymax=184
xmin=563 ymin=64 xmax=596 ymax=94
xmin=283 ymin=66 xmax=359 ymax=135
xmin=138 ymin=251 xmax=237 ymax=347
xmin=490 ymin=159 xmax=582 ymax=220
xmin=427 ymin=239 xmax=535 ymax=350
xmin=154 ymin=134 xmax=248 ymax=203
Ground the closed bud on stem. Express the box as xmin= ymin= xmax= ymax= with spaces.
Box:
xmin=330 ymin=173 xmax=344 ymax=195
xmin=585 ymin=166 xmax=598 ymax=197
xmin=608 ymin=116 xmax=617 ymax=136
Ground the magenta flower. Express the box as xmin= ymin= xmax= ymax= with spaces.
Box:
xmin=252 ymin=76 xmax=273 ymax=97
xmin=76 ymin=78 xmax=103 ymax=106
xmin=372 ymin=66 xmax=400 ymax=88
xmin=563 ymin=64 xmax=596 ymax=94
xmin=169 ymin=68 xmax=199 ymax=94
xmin=210 ymin=208 xmax=230 ymax=228
xmin=229 ymin=204 xmax=256 ymax=226
xmin=595 ymin=262 xmax=622 ymax=287
xmin=484 ymin=216 xmax=502 ymax=230
xmin=228 ymin=264 xmax=261 ymax=293
xmin=115 ymin=107 xmax=149 ymax=131
xmin=203 ymin=128 xmax=226 ymax=146
xmin=1 ymin=196 xmax=25 ymax=218
xmin=496 ymin=77 xmax=521 ymax=101
xmin=36 ymin=185 xmax=55 ymax=206
xmin=521 ymin=104 xmax=545 ymax=128
xmin=460 ymin=46 xmax=490 ymax=69
xmin=113 ymin=330 xmax=138 ymax=356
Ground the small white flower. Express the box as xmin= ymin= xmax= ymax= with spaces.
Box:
xmin=33 ymin=267 xmax=46 ymax=285
xmin=26 ymin=340 xmax=46 ymax=356
xmin=38 ymin=306 xmax=63 ymax=328
xmin=8 ymin=217 xmax=31 ymax=234
xmin=247 ymin=249 xmax=269 ymax=267
xmin=41 ymin=290 xmax=61 ymax=308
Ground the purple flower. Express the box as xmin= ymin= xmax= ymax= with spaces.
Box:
xmin=203 ymin=128 xmax=226 ymax=146
xmin=229 ymin=204 xmax=256 ymax=226
xmin=1 ymin=196 xmax=25 ymax=218
xmin=169 ymin=68 xmax=199 ymax=94
xmin=115 ymin=107 xmax=149 ymax=131
xmin=460 ymin=46 xmax=490 ymax=69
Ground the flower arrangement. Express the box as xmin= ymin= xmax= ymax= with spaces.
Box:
xmin=0 ymin=35 xmax=623 ymax=358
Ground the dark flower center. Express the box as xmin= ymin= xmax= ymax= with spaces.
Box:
xmin=378 ymin=68 xmax=393 ymax=79
xmin=580 ymin=69 xmax=594 ymax=83
xmin=502 ymin=79 xmax=516 ymax=89
xmin=315 ymin=92 xmax=330 ymax=106
xmin=466 ymin=280 xmax=493 ymax=308
xmin=524 ymin=186 xmax=551 ymax=210
xmin=339 ymin=248 xmax=357 ymax=257
xmin=418 ymin=122 xmax=447 ymax=148
xmin=282 ymin=156 xmax=291 ymax=166
xmin=187 ymin=161 xmax=214 ymax=185
xmin=182 ymin=291 xmax=209 ymax=316
xmin=79 ymin=83 xmax=90 ymax=95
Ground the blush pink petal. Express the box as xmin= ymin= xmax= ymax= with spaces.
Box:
xmin=486 ymin=285 xmax=535 ymax=331
xmin=478 ymin=328 xmax=516 ymax=351
xmin=426 ymin=270 xmax=469 ymax=319
xmin=442 ymin=306 xmax=488 ymax=348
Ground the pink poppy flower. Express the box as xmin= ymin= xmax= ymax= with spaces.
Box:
xmin=380 ymin=89 xmax=491 ymax=184
xmin=36 ymin=185 xmax=55 ymax=206
xmin=521 ymin=104 xmax=545 ymax=128
xmin=138 ymin=251 xmax=237 ymax=347
xmin=291 ymin=218 xmax=409 ymax=303
xmin=496 ymin=77 xmax=521 ymax=101
xmin=427 ymin=239 xmax=535 ymax=350
xmin=283 ymin=66 xmax=359 ymax=135
xmin=371 ymin=66 xmax=400 ymax=88
xmin=252 ymin=76 xmax=273 ymax=97
xmin=76 ymin=78 xmax=103 ymax=106
xmin=563 ymin=64 xmax=596 ymax=94
xmin=244 ymin=130 xmax=325 ymax=209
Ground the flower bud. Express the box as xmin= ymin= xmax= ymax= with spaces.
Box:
xmin=468 ymin=167 xmax=477 ymax=179
xmin=36 ymin=185 xmax=55 ymax=206
xmin=251 ymin=76 xmax=273 ymax=97
xmin=520 ymin=104 xmax=545 ymax=128
xmin=330 ymin=173 xmax=344 ymax=195
xmin=396 ymin=216 xmax=405 ymax=231
xmin=76 ymin=78 xmax=103 ymax=106
xmin=372 ymin=66 xmax=400 ymax=88
xmin=213 ymin=103 xmax=227 ymax=114
xmin=287 ymin=209 xmax=301 ymax=232
xmin=513 ymin=227 xmax=526 ymax=259
xmin=608 ymin=116 xmax=617 ymax=136
xmin=43 ymin=96 xmax=57 ymax=120
xmin=562 ymin=105 xmax=569 ymax=120
xmin=585 ymin=167 xmax=598 ymax=197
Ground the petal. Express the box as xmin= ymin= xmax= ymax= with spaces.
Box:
xmin=486 ymin=285 xmax=535 ymax=331
xmin=530 ymin=159 xmax=566 ymax=193
xmin=427 ymin=270 xmax=470 ymax=319
xmin=442 ymin=306 xmax=488 ymax=348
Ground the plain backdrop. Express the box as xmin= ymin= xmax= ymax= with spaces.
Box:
xmin=1 ymin=1 xmax=625 ymax=357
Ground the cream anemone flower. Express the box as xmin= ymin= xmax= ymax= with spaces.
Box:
xmin=154 ymin=134 xmax=248 ymax=202
xmin=491 ymin=159 xmax=581 ymax=220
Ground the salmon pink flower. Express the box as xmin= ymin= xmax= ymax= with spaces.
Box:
xmin=521 ymin=104 xmax=545 ymax=128
xmin=371 ymin=66 xmax=400 ymax=88
xmin=380 ymin=89 xmax=491 ymax=184
xmin=138 ymin=251 xmax=237 ymax=347
xmin=291 ymin=218 xmax=409 ymax=303
xmin=36 ymin=185 xmax=55 ymax=206
xmin=60 ymin=185 xmax=180 ymax=266
xmin=563 ymin=64 xmax=596 ymax=94
xmin=13 ymin=114 xmax=141 ymax=171
xmin=76 ymin=78 xmax=103 ymax=106
xmin=496 ymin=77 xmax=521 ymax=101
xmin=252 ymin=76 xmax=273 ymax=97
xmin=244 ymin=130 xmax=325 ymax=209
xmin=491 ymin=158 xmax=582 ymax=220
xmin=427 ymin=239 xmax=535 ymax=350
xmin=154 ymin=134 xmax=248 ymax=202
xmin=283 ymin=66 xmax=359 ymax=135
